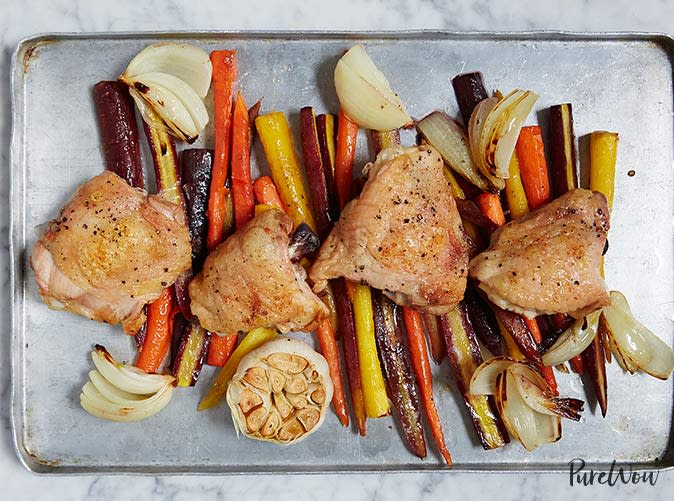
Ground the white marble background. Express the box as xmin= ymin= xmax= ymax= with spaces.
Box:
xmin=2 ymin=0 xmax=673 ymax=499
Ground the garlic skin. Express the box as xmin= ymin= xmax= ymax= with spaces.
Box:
xmin=226 ymin=337 xmax=333 ymax=445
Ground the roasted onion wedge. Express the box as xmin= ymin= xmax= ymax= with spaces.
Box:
xmin=80 ymin=345 xmax=175 ymax=422
xmin=542 ymin=310 xmax=601 ymax=367
xmin=602 ymin=291 xmax=674 ymax=380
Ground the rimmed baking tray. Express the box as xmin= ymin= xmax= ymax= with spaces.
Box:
xmin=10 ymin=31 xmax=674 ymax=474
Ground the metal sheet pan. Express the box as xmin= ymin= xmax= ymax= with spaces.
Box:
xmin=10 ymin=31 xmax=674 ymax=474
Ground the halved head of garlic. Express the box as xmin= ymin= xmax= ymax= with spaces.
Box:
xmin=334 ymin=44 xmax=412 ymax=131
xmin=120 ymin=42 xmax=212 ymax=143
xmin=226 ymin=337 xmax=333 ymax=445
xmin=80 ymin=345 xmax=175 ymax=422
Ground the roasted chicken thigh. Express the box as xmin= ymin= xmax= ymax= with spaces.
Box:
xmin=469 ymin=188 xmax=610 ymax=318
xmin=310 ymin=145 xmax=469 ymax=314
xmin=31 ymin=171 xmax=192 ymax=334
xmin=189 ymin=208 xmax=327 ymax=334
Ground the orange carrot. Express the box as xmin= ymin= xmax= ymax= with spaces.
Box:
xmin=516 ymin=126 xmax=551 ymax=210
xmin=253 ymin=176 xmax=284 ymax=209
xmin=207 ymin=50 xmax=237 ymax=251
xmin=525 ymin=317 xmax=558 ymax=393
xmin=231 ymin=92 xmax=254 ymax=229
xmin=569 ymin=355 xmax=585 ymax=374
xmin=136 ymin=288 xmax=174 ymax=373
xmin=475 ymin=193 xmax=506 ymax=226
xmin=207 ymin=334 xmax=238 ymax=367
xmin=334 ymin=110 xmax=358 ymax=211
xmin=317 ymin=320 xmax=350 ymax=427
xmin=403 ymin=307 xmax=452 ymax=465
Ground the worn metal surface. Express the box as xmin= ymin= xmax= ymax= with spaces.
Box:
xmin=10 ymin=31 xmax=674 ymax=474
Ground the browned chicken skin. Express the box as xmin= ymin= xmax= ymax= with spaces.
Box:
xmin=310 ymin=146 xmax=469 ymax=314
xmin=189 ymin=208 xmax=328 ymax=334
xmin=469 ymin=188 xmax=610 ymax=319
xmin=30 ymin=171 xmax=192 ymax=334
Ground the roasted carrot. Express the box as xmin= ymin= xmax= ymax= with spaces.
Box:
xmin=231 ymin=92 xmax=254 ymax=229
xmin=334 ymin=110 xmax=359 ymax=211
xmin=255 ymin=112 xmax=317 ymax=231
xmin=136 ymin=288 xmax=174 ymax=373
xmin=590 ymin=131 xmax=618 ymax=211
xmin=207 ymin=334 xmax=238 ymax=367
xmin=199 ymin=327 xmax=277 ymax=411
xmin=352 ymin=283 xmax=390 ymax=418
xmin=316 ymin=320 xmax=350 ymax=427
xmin=403 ymin=307 xmax=452 ymax=465
xmin=475 ymin=193 xmax=506 ymax=226
xmin=504 ymin=154 xmax=530 ymax=220
xmin=253 ymin=176 xmax=284 ymax=210
xmin=525 ymin=317 xmax=557 ymax=393
xmin=569 ymin=355 xmax=585 ymax=374
xmin=207 ymin=50 xmax=237 ymax=251
xmin=334 ymin=278 xmax=367 ymax=435
xmin=422 ymin=313 xmax=446 ymax=364
xmin=375 ymin=298 xmax=427 ymax=459
xmin=516 ymin=125 xmax=551 ymax=210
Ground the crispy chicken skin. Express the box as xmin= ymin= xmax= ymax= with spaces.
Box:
xmin=309 ymin=146 xmax=469 ymax=314
xmin=469 ymin=189 xmax=610 ymax=319
xmin=189 ymin=208 xmax=328 ymax=334
xmin=30 ymin=171 xmax=191 ymax=334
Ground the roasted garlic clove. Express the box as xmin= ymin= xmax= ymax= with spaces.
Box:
xmin=226 ymin=337 xmax=333 ymax=445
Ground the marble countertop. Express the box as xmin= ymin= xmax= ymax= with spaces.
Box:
xmin=2 ymin=0 xmax=673 ymax=499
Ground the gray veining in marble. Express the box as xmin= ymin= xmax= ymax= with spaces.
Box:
xmin=2 ymin=0 xmax=673 ymax=499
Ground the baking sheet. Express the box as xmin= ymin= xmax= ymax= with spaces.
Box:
xmin=10 ymin=31 xmax=674 ymax=474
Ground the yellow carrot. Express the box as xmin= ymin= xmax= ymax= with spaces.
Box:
xmin=589 ymin=131 xmax=618 ymax=211
xmin=198 ymin=327 xmax=277 ymax=410
xmin=504 ymin=154 xmax=530 ymax=220
xmin=443 ymin=309 xmax=508 ymax=449
xmin=323 ymin=113 xmax=337 ymax=174
xmin=255 ymin=112 xmax=317 ymax=231
xmin=590 ymin=130 xmax=618 ymax=276
xmin=352 ymin=283 xmax=390 ymax=418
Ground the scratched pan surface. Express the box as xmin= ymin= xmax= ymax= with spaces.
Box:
xmin=9 ymin=31 xmax=674 ymax=474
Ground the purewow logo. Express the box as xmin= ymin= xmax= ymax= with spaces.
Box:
xmin=569 ymin=459 xmax=659 ymax=486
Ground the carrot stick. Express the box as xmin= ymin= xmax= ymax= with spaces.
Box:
xmin=569 ymin=355 xmax=585 ymax=374
xmin=516 ymin=125 xmax=551 ymax=210
xmin=207 ymin=50 xmax=237 ymax=251
xmin=231 ymin=92 xmax=254 ymax=229
xmin=525 ymin=317 xmax=557 ymax=393
xmin=136 ymin=288 xmax=174 ymax=373
xmin=403 ymin=307 xmax=452 ymax=465
xmin=334 ymin=110 xmax=358 ymax=211
xmin=207 ymin=334 xmax=238 ymax=367
xmin=317 ymin=320 xmax=350 ymax=427
xmin=475 ymin=193 xmax=506 ymax=226
xmin=332 ymin=279 xmax=366 ymax=435
xmin=253 ymin=176 xmax=284 ymax=210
